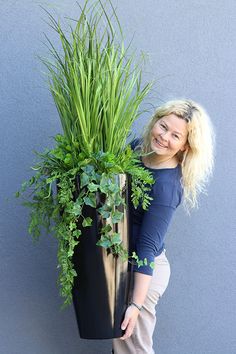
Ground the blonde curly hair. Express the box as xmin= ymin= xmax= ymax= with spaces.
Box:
xmin=138 ymin=99 xmax=215 ymax=210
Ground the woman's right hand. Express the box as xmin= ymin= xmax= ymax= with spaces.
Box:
xmin=120 ymin=272 xmax=152 ymax=340
xmin=120 ymin=305 xmax=140 ymax=340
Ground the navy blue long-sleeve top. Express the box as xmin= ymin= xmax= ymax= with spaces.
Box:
xmin=129 ymin=138 xmax=183 ymax=275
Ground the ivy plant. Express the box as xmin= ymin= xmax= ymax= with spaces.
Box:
xmin=16 ymin=135 xmax=154 ymax=307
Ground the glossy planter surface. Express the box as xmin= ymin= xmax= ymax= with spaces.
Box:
xmin=72 ymin=174 xmax=132 ymax=339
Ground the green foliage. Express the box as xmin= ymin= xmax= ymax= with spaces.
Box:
xmin=40 ymin=0 xmax=152 ymax=156
xmin=17 ymin=0 xmax=155 ymax=308
xmin=16 ymin=136 xmax=155 ymax=307
xmin=131 ymin=252 xmax=155 ymax=270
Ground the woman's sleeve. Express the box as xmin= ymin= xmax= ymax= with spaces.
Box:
xmin=133 ymin=180 xmax=181 ymax=276
xmin=130 ymin=137 xmax=142 ymax=151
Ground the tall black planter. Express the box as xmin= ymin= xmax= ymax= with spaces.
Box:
xmin=72 ymin=174 xmax=132 ymax=339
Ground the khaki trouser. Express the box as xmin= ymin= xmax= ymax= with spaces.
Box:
xmin=113 ymin=249 xmax=171 ymax=354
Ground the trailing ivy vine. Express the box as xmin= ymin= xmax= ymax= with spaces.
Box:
xmin=16 ymin=134 xmax=154 ymax=307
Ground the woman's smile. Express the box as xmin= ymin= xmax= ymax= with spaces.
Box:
xmin=153 ymin=138 xmax=168 ymax=149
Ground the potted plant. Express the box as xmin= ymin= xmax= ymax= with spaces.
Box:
xmin=16 ymin=0 xmax=154 ymax=339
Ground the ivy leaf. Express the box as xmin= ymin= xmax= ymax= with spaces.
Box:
xmin=69 ymin=221 xmax=77 ymax=231
xmin=111 ymin=232 xmax=121 ymax=245
xmin=83 ymin=194 xmax=96 ymax=208
xmin=137 ymin=260 xmax=144 ymax=267
xmin=132 ymin=251 xmax=138 ymax=261
xmin=80 ymin=173 xmax=90 ymax=188
xmin=87 ymin=182 xmax=99 ymax=192
xmin=111 ymin=210 xmax=123 ymax=223
xmin=70 ymin=268 xmax=77 ymax=277
xmin=150 ymin=262 xmax=155 ymax=269
xmin=82 ymin=165 xmax=95 ymax=175
xmin=96 ymin=235 xmax=112 ymax=248
xmin=101 ymin=224 xmax=112 ymax=234
xmin=82 ymin=217 xmax=93 ymax=227
xmin=99 ymin=174 xmax=110 ymax=193
xmin=113 ymin=193 xmax=123 ymax=206
xmin=72 ymin=229 xmax=81 ymax=239
xmin=108 ymin=183 xmax=120 ymax=193
xmin=67 ymin=248 xmax=74 ymax=257
xmin=71 ymin=203 xmax=82 ymax=216
xmin=97 ymin=206 xmax=110 ymax=219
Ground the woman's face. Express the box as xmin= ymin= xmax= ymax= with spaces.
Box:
xmin=150 ymin=114 xmax=189 ymax=159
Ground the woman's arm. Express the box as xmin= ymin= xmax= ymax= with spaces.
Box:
xmin=120 ymin=272 xmax=152 ymax=340
xmin=120 ymin=175 xmax=182 ymax=339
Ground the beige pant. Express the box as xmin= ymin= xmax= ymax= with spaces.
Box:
xmin=113 ymin=249 xmax=171 ymax=354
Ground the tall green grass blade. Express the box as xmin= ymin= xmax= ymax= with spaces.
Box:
xmin=41 ymin=0 xmax=152 ymax=155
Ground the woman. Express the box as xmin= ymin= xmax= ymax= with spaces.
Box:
xmin=113 ymin=99 xmax=215 ymax=354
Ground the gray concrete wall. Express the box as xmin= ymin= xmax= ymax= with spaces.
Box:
xmin=1 ymin=1 xmax=235 ymax=353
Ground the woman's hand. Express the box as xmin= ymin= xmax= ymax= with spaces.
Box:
xmin=120 ymin=273 xmax=152 ymax=340
xmin=120 ymin=305 xmax=140 ymax=340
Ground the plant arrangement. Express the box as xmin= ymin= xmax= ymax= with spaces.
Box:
xmin=16 ymin=0 xmax=154 ymax=308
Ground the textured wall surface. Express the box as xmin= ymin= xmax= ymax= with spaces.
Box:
xmin=1 ymin=1 xmax=236 ymax=353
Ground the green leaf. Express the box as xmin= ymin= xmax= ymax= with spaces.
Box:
xmin=82 ymin=217 xmax=93 ymax=227
xmin=99 ymin=174 xmax=110 ymax=193
xmin=96 ymin=235 xmax=112 ymax=248
xmin=72 ymin=229 xmax=81 ymax=239
xmin=87 ymin=182 xmax=99 ymax=192
xmin=132 ymin=251 xmax=138 ymax=260
xmin=83 ymin=194 xmax=96 ymax=208
xmin=108 ymin=183 xmax=120 ymax=193
xmin=80 ymin=173 xmax=90 ymax=188
xmin=111 ymin=232 xmax=121 ymax=245
xmin=69 ymin=221 xmax=76 ymax=231
xmin=82 ymin=165 xmax=95 ymax=175
xmin=97 ymin=205 xmax=111 ymax=219
xmin=113 ymin=193 xmax=123 ymax=206
xmin=149 ymin=262 xmax=155 ymax=269
xmin=67 ymin=249 xmax=74 ymax=257
xmin=101 ymin=224 xmax=112 ymax=234
xmin=71 ymin=203 xmax=82 ymax=216
xmin=111 ymin=210 xmax=123 ymax=223
xmin=137 ymin=260 xmax=144 ymax=267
